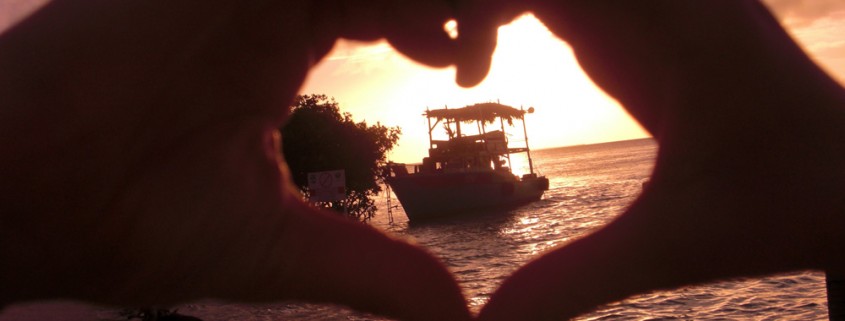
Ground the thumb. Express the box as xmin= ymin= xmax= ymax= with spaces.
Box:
xmin=454 ymin=0 xmax=528 ymax=87
xmin=273 ymin=200 xmax=472 ymax=321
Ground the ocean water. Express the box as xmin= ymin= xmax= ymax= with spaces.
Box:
xmin=170 ymin=139 xmax=828 ymax=320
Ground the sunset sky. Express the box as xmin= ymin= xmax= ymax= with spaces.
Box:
xmin=300 ymin=2 xmax=845 ymax=163
xmin=1 ymin=1 xmax=844 ymax=163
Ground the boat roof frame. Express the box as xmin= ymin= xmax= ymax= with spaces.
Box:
xmin=424 ymin=102 xmax=526 ymax=124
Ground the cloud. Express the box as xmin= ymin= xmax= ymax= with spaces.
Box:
xmin=816 ymin=41 xmax=845 ymax=59
xmin=316 ymin=39 xmax=433 ymax=79
xmin=0 ymin=0 xmax=50 ymax=32
xmin=762 ymin=0 xmax=845 ymax=27
xmin=787 ymin=11 xmax=845 ymax=61
xmin=325 ymin=40 xmax=394 ymax=62
xmin=759 ymin=0 xmax=845 ymax=85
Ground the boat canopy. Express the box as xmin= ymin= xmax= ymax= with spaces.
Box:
xmin=426 ymin=103 xmax=527 ymax=124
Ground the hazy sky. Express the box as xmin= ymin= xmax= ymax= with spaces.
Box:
xmin=300 ymin=1 xmax=845 ymax=162
xmin=2 ymin=1 xmax=844 ymax=163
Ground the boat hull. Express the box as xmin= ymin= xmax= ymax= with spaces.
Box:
xmin=386 ymin=171 xmax=549 ymax=222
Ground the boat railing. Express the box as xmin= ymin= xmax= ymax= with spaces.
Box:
xmin=382 ymin=162 xmax=410 ymax=178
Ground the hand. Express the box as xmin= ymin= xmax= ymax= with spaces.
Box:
xmin=0 ymin=1 xmax=470 ymax=320
xmin=452 ymin=1 xmax=845 ymax=320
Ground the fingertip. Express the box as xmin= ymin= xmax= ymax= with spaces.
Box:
xmin=456 ymin=40 xmax=494 ymax=88
xmin=455 ymin=33 xmax=494 ymax=87
xmin=386 ymin=26 xmax=456 ymax=68
xmin=454 ymin=2 xmax=502 ymax=87
xmin=383 ymin=2 xmax=456 ymax=68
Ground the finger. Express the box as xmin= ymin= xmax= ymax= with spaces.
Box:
xmin=41 ymin=126 xmax=469 ymax=320
xmin=0 ymin=1 xmax=472 ymax=319
xmin=454 ymin=0 xmax=526 ymax=87
xmin=526 ymin=0 xmax=679 ymax=134
xmin=477 ymin=224 xmax=649 ymax=321
xmin=476 ymin=0 xmax=845 ymax=319
xmin=454 ymin=0 xmax=498 ymax=87
xmin=383 ymin=1 xmax=456 ymax=68
xmin=477 ymin=177 xmax=781 ymax=321
xmin=526 ymin=0 xmax=833 ymax=135
xmin=479 ymin=123 xmax=845 ymax=320
xmin=314 ymin=0 xmax=456 ymax=68
xmin=272 ymin=199 xmax=472 ymax=321
xmin=119 ymin=128 xmax=471 ymax=321
xmin=476 ymin=187 xmax=681 ymax=320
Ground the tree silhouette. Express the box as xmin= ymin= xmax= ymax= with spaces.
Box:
xmin=281 ymin=94 xmax=400 ymax=221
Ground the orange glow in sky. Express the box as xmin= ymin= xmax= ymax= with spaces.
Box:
xmin=300 ymin=8 xmax=845 ymax=164
xmin=0 ymin=1 xmax=843 ymax=164
xmin=300 ymin=14 xmax=649 ymax=163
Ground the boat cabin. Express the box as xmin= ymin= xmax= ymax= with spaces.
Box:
xmin=415 ymin=102 xmax=535 ymax=176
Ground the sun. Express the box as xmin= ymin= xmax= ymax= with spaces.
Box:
xmin=300 ymin=14 xmax=649 ymax=163
xmin=460 ymin=14 xmax=649 ymax=152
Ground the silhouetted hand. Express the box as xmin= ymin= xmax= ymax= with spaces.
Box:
xmin=0 ymin=1 xmax=470 ymax=320
xmin=454 ymin=1 xmax=845 ymax=320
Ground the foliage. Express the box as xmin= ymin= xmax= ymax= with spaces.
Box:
xmin=281 ymin=94 xmax=401 ymax=221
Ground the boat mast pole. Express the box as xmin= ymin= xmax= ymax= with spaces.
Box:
xmin=500 ymin=114 xmax=511 ymax=172
xmin=480 ymin=105 xmax=486 ymax=136
xmin=522 ymin=107 xmax=535 ymax=175
xmin=427 ymin=108 xmax=433 ymax=150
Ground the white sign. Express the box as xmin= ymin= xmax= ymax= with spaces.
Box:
xmin=307 ymin=170 xmax=346 ymax=202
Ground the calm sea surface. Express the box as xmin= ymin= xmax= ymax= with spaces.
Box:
xmin=178 ymin=138 xmax=828 ymax=320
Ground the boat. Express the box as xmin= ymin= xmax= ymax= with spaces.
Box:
xmin=384 ymin=102 xmax=549 ymax=222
